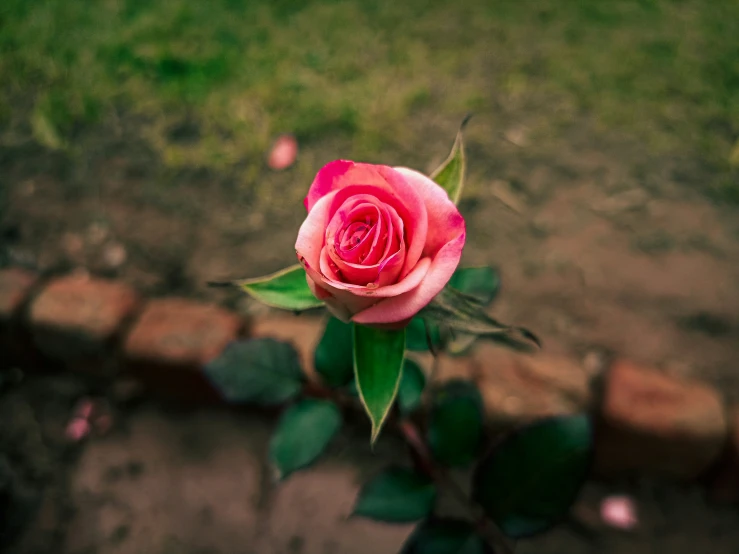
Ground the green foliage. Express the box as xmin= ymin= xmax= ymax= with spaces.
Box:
xmin=204 ymin=339 xmax=304 ymax=405
xmin=398 ymin=359 xmax=426 ymax=415
xmin=406 ymin=266 xmax=501 ymax=355
xmin=353 ymin=467 xmax=436 ymax=523
xmin=419 ymin=287 xmax=540 ymax=352
xmin=473 ymin=414 xmax=593 ymax=538
xmin=448 ymin=267 xmax=500 ymax=306
xmin=213 ymin=265 xmax=323 ymax=312
xmin=401 ymin=518 xmax=492 ymax=554
xmin=430 ymin=115 xmax=469 ymax=204
xmin=269 ymin=399 xmax=342 ymax=480
xmin=406 ymin=317 xmax=443 ymax=352
xmin=427 ymin=381 xmax=484 ymax=467
xmin=315 ymin=316 xmax=355 ymax=387
xmin=353 ymin=324 xmax=407 ymax=443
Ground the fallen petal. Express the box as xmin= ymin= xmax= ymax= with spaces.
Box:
xmin=65 ymin=418 xmax=91 ymax=442
xmin=267 ymin=134 xmax=298 ymax=170
xmin=600 ymin=495 xmax=638 ymax=530
xmin=73 ymin=398 xmax=95 ymax=421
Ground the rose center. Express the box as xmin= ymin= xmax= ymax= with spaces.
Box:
xmin=340 ymin=221 xmax=372 ymax=250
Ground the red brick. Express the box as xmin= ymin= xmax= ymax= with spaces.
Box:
xmin=122 ymin=298 xmax=247 ymax=404
xmin=0 ymin=268 xmax=42 ymax=369
xmin=466 ymin=345 xmax=594 ymax=428
xmin=707 ymin=407 xmax=739 ymax=504
xmin=29 ymin=274 xmax=141 ymax=375
xmin=594 ymin=359 xmax=727 ymax=479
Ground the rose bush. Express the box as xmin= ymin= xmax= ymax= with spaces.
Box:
xmin=295 ymin=160 xmax=466 ymax=327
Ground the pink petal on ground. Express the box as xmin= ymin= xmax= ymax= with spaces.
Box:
xmin=73 ymin=398 xmax=95 ymax=420
xmin=65 ymin=417 xmax=91 ymax=442
xmin=267 ymin=134 xmax=298 ymax=170
xmin=600 ymin=495 xmax=638 ymax=530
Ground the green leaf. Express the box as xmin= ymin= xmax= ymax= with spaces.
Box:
xmin=353 ymin=467 xmax=436 ymax=523
xmin=406 ymin=316 xmax=444 ymax=352
xmin=473 ymin=414 xmax=593 ymax=538
xmin=449 ymin=266 xmax=500 ymax=306
xmin=419 ymin=287 xmax=540 ymax=352
xmin=401 ymin=518 xmax=492 ymax=554
xmin=430 ymin=115 xmax=471 ymax=205
xmin=398 ymin=359 xmax=426 ymax=415
xmin=315 ymin=317 xmax=354 ymax=387
xmin=446 ymin=333 xmax=478 ymax=357
xmin=208 ymin=264 xmax=323 ymax=311
xmin=269 ymin=399 xmax=342 ymax=480
xmin=204 ymin=339 xmax=304 ymax=405
xmin=353 ymin=324 xmax=407 ymax=444
xmin=427 ymin=381 xmax=484 ymax=467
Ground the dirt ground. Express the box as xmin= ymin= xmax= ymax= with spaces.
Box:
xmin=3 ymin=374 xmax=739 ymax=554
xmin=2 ymin=115 xmax=739 ymax=553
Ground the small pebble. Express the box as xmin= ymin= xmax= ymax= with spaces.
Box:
xmin=62 ymin=232 xmax=84 ymax=257
xmin=102 ymin=241 xmax=127 ymax=268
xmin=87 ymin=221 xmax=109 ymax=246
xmin=94 ymin=414 xmax=114 ymax=436
xmin=110 ymin=378 xmax=145 ymax=406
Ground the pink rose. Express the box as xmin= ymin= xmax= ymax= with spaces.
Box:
xmin=295 ymin=160 xmax=466 ymax=327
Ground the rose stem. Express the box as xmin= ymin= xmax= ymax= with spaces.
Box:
xmin=397 ymin=418 xmax=515 ymax=554
xmin=302 ymin=380 xmax=514 ymax=554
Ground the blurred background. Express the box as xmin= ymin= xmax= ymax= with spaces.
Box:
xmin=2 ymin=0 xmax=739 ymax=552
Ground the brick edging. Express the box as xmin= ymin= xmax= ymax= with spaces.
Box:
xmin=0 ymin=267 xmax=737 ymax=503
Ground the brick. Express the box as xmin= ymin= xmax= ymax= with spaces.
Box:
xmin=413 ymin=344 xmax=596 ymax=429
xmin=475 ymin=345 xmax=595 ymax=427
xmin=122 ymin=298 xmax=246 ymax=404
xmin=594 ymin=359 xmax=727 ymax=479
xmin=0 ymin=268 xmax=41 ymax=369
xmin=28 ymin=274 xmax=140 ymax=375
xmin=707 ymin=407 xmax=739 ymax=504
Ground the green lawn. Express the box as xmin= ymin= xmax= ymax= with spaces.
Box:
xmin=1 ymin=0 xmax=737 ymax=198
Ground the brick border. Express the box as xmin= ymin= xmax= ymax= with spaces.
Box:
xmin=0 ymin=266 xmax=737 ymax=502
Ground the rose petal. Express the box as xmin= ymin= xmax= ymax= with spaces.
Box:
xmin=325 ymin=198 xmax=405 ymax=286
xmin=304 ymin=164 xmax=428 ymax=277
xmin=351 ymin=230 xmax=465 ymax=325
xmin=305 ymin=275 xmax=353 ymax=322
xmin=392 ymin=167 xmax=465 ymax=256
xmin=303 ymin=259 xmax=377 ymax=317
xmin=295 ymin=190 xmax=340 ymax=274
xmin=312 ymin=254 xmax=432 ymax=302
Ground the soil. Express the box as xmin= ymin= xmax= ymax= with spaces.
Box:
xmin=2 ymin=118 xmax=739 ymax=553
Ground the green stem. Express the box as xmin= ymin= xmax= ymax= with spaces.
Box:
xmin=397 ymin=419 xmax=515 ymax=554
xmin=303 ymin=380 xmax=514 ymax=554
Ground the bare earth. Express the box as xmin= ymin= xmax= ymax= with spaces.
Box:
xmin=3 ymin=124 xmax=739 ymax=552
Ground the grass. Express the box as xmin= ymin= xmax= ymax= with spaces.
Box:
xmin=1 ymin=0 xmax=738 ymax=198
